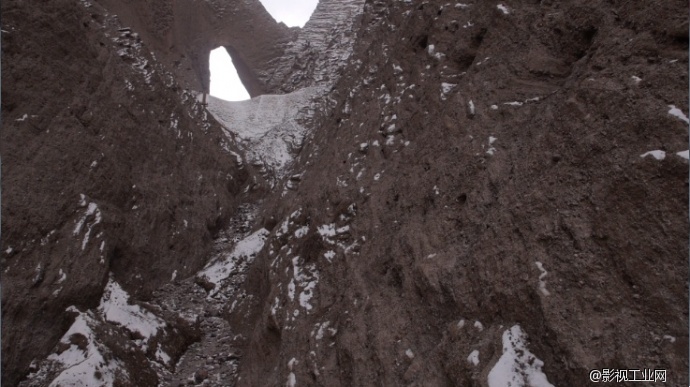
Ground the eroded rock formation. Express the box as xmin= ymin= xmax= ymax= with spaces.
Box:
xmin=1 ymin=0 xmax=253 ymax=384
xmin=2 ymin=0 xmax=688 ymax=386
xmin=95 ymin=0 xmax=296 ymax=96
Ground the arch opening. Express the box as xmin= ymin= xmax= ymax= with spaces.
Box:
xmin=209 ymin=47 xmax=250 ymax=102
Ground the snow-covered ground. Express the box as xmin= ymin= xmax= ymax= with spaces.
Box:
xmin=26 ymin=307 xmax=128 ymax=387
xmin=488 ymin=325 xmax=555 ymax=387
xmin=197 ymin=228 xmax=269 ymax=296
xmin=24 ymin=204 xmax=263 ymax=386
xmin=98 ymin=277 xmax=166 ymax=347
xmin=206 ymin=87 xmax=322 ymax=178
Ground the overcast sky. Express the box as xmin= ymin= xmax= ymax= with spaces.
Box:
xmin=259 ymin=0 xmax=319 ymax=28
xmin=209 ymin=0 xmax=318 ymax=101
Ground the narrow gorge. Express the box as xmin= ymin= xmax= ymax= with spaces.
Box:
xmin=2 ymin=0 xmax=688 ymax=386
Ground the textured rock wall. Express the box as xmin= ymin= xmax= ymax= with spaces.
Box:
xmin=2 ymin=0 xmax=689 ymax=385
xmin=265 ymin=0 xmax=366 ymax=93
xmin=96 ymin=0 xmax=296 ymax=96
xmin=0 ymin=0 xmax=251 ymax=384
xmin=232 ymin=0 xmax=689 ymax=385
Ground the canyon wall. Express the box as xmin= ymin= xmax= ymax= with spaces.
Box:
xmin=233 ymin=1 xmax=690 ymax=385
xmin=0 ymin=0 xmax=273 ymax=383
xmin=2 ymin=0 xmax=688 ymax=386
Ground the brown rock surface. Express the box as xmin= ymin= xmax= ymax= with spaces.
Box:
xmin=2 ymin=0 xmax=688 ymax=386
xmin=95 ymin=0 xmax=296 ymax=96
xmin=232 ymin=1 xmax=689 ymax=386
xmin=1 ymin=0 xmax=252 ymax=384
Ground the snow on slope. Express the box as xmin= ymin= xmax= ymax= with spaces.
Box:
xmin=25 ymin=307 xmax=128 ymax=387
xmin=206 ymin=87 xmax=321 ymax=178
xmin=26 ymin=278 xmax=169 ymax=386
xmin=98 ymin=277 xmax=166 ymax=346
xmin=488 ymin=325 xmax=555 ymax=387
xmin=198 ymin=228 xmax=269 ymax=296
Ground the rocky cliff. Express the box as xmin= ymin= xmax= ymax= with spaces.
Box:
xmin=2 ymin=0 xmax=688 ymax=386
xmin=1 ymin=0 xmax=253 ymax=384
xmin=93 ymin=0 xmax=297 ymax=97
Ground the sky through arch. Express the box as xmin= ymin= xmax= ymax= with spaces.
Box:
xmin=208 ymin=0 xmax=319 ymax=101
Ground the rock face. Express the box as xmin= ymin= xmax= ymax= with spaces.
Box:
xmin=2 ymin=0 xmax=689 ymax=386
xmin=267 ymin=0 xmax=366 ymax=93
xmin=1 ymin=0 xmax=249 ymax=384
xmin=95 ymin=0 xmax=296 ymax=96
xmin=232 ymin=1 xmax=689 ymax=386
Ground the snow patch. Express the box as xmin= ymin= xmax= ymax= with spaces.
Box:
xmin=294 ymin=226 xmax=309 ymax=238
xmin=317 ymin=223 xmax=350 ymax=244
xmin=156 ymin=346 xmax=171 ymax=365
xmin=318 ymin=224 xmax=337 ymax=239
xmin=290 ymin=256 xmax=320 ymax=312
xmin=640 ymin=150 xmax=666 ymax=160
xmin=198 ymin=228 xmax=269 ymax=295
xmin=488 ymin=325 xmax=554 ymax=387
xmin=57 ymin=269 xmax=67 ymax=284
xmin=486 ymin=137 xmax=497 ymax=156
xmin=286 ymin=358 xmax=298 ymax=386
xmin=676 ymin=150 xmax=689 ymax=160
xmin=497 ymin=4 xmax=510 ymax=14
xmin=45 ymin=309 xmax=127 ymax=387
xmin=535 ymin=261 xmax=551 ymax=296
xmin=98 ymin=277 xmax=165 ymax=343
xmin=287 ymin=372 xmax=297 ymax=387
xmin=206 ymin=87 xmax=321 ymax=177
xmin=440 ymin=83 xmax=456 ymax=100
xmin=288 ymin=279 xmax=296 ymax=301
xmin=668 ymin=105 xmax=689 ymax=124
xmin=312 ymin=321 xmax=337 ymax=342
xmin=467 ymin=350 xmax=480 ymax=366
xmin=73 ymin=200 xmax=103 ymax=251
xmin=324 ymin=250 xmax=336 ymax=263
xmin=663 ymin=335 xmax=676 ymax=343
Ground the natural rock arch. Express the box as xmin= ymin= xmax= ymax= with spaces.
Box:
xmin=97 ymin=0 xmax=298 ymax=96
